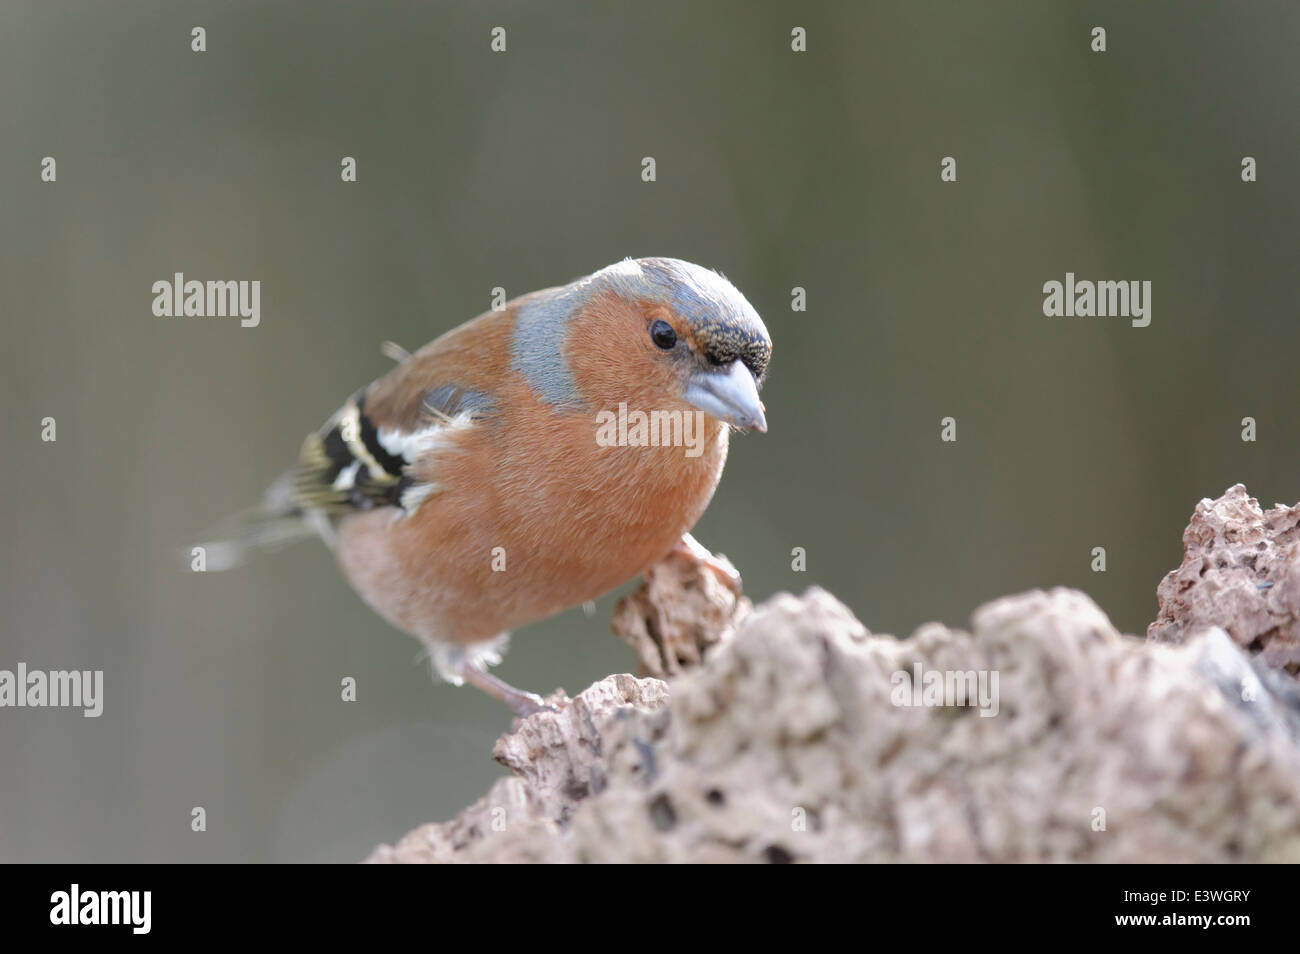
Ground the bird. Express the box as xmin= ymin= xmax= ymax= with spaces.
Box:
xmin=197 ymin=257 xmax=771 ymax=715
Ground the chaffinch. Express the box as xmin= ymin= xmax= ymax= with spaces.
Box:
xmin=200 ymin=257 xmax=771 ymax=714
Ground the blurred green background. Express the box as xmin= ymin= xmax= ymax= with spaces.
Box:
xmin=2 ymin=0 xmax=1298 ymax=862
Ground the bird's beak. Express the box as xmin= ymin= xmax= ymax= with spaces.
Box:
xmin=683 ymin=361 xmax=767 ymax=432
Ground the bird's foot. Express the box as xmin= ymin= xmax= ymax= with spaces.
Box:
xmin=507 ymin=692 xmax=562 ymax=718
xmin=671 ymin=532 xmax=743 ymax=597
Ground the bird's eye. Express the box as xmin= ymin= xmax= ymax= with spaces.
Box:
xmin=650 ymin=319 xmax=677 ymax=350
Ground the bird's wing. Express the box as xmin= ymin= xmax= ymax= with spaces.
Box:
xmin=292 ymin=311 xmax=508 ymax=519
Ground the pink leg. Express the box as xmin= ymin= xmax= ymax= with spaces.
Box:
xmin=456 ymin=664 xmax=558 ymax=717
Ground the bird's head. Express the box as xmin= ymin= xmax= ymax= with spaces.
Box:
xmin=556 ymin=257 xmax=771 ymax=433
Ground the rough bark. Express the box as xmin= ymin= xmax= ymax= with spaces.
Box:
xmin=368 ymin=485 xmax=1300 ymax=863
xmin=1149 ymin=483 xmax=1300 ymax=674
xmin=610 ymin=547 xmax=749 ymax=678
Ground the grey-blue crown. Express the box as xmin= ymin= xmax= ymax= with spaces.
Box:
xmin=594 ymin=257 xmax=772 ymax=381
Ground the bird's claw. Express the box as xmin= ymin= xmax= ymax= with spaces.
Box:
xmin=672 ymin=533 xmax=744 ymax=597
xmin=509 ymin=694 xmax=564 ymax=718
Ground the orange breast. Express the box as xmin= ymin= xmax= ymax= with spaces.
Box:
xmin=335 ymin=375 xmax=729 ymax=646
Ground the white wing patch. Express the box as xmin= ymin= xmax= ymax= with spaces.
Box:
xmin=331 ymin=460 xmax=361 ymax=491
xmin=378 ymin=409 xmax=476 ymax=517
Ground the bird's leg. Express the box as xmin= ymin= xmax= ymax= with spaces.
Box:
xmin=671 ymin=532 xmax=743 ymax=596
xmin=456 ymin=663 xmax=558 ymax=717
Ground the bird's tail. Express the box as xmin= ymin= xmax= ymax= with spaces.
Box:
xmin=190 ymin=471 xmax=322 ymax=571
